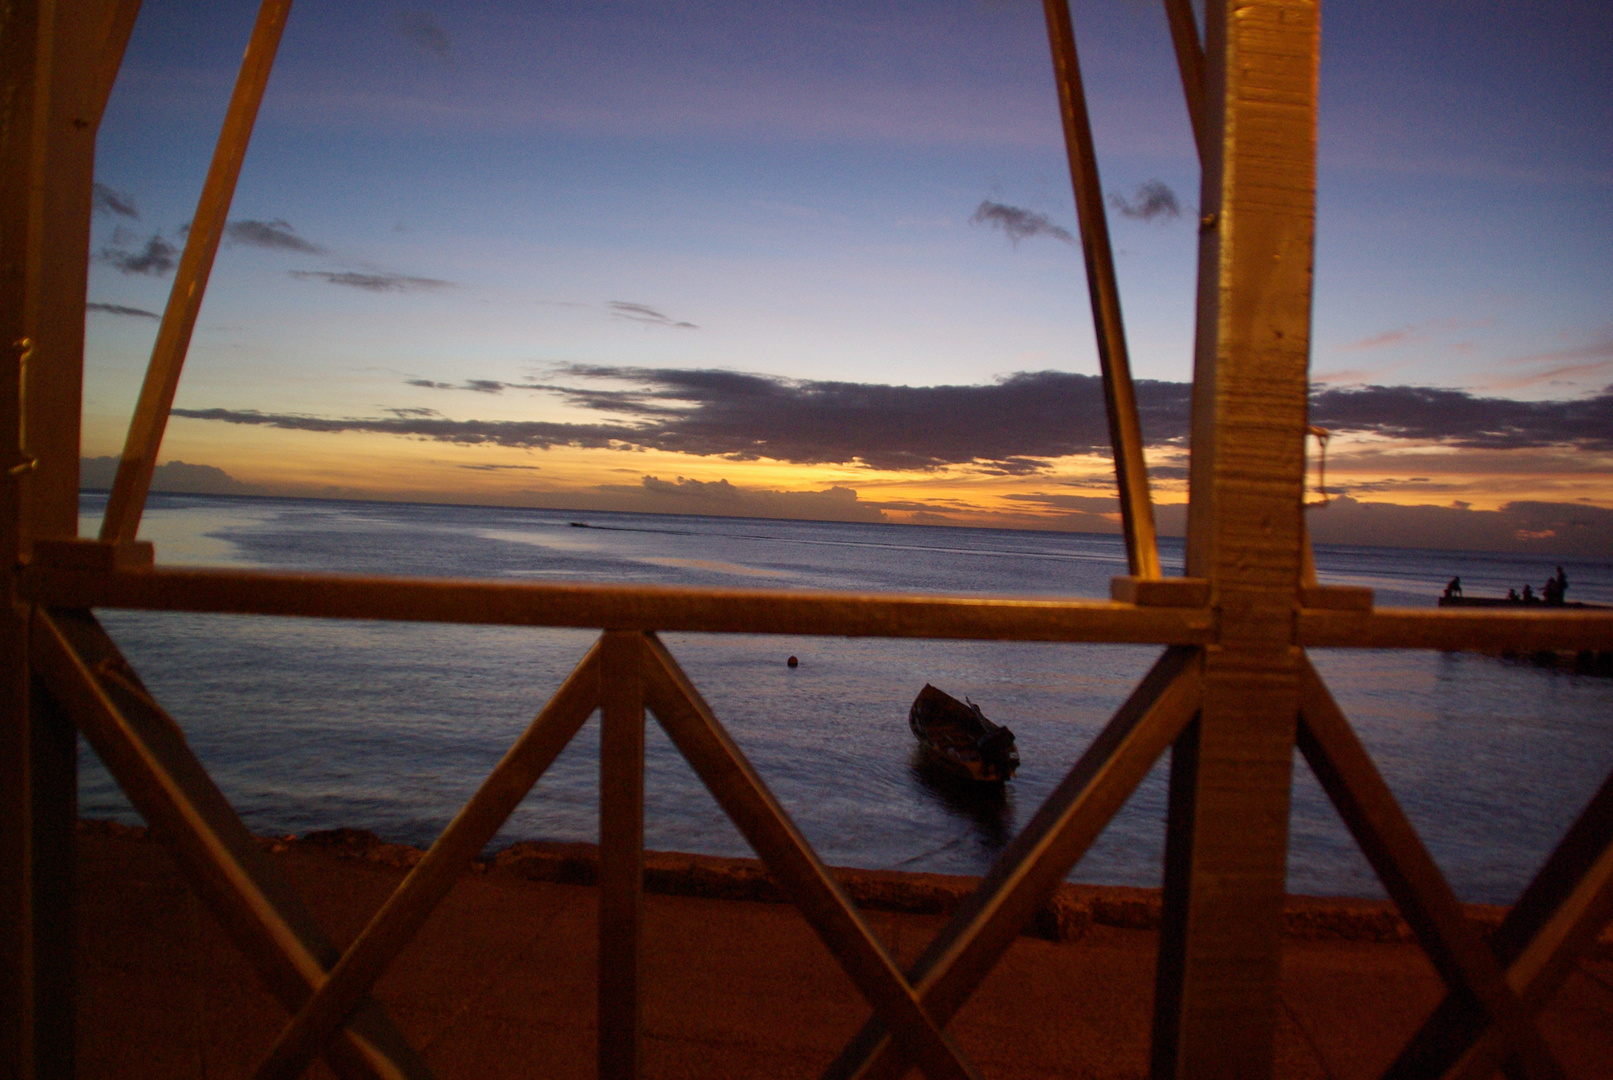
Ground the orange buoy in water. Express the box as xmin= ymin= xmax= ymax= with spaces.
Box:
xmin=787 ymin=655 xmax=799 ymax=668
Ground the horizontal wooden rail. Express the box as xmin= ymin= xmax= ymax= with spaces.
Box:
xmin=20 ymin=566 xmax=1214 ymax=643
xmin=21 ymin=565 xmax=1613 ymax=652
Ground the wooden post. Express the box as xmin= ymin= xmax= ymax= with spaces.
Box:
xmin=3 ymin=2 xmax=126 ymax=1075
xmin=19 ymin=0 xmax=119 ymax=543
xmin=0 ymin=5 xmax=44 ymax=1076
xmin=598 ymin=631 xmax=645 ymax=1080
xmin=1154 ymin=2 xmax=1320 ymax=1078
xmin=22 ymin=687 xmax=76 ymax=1080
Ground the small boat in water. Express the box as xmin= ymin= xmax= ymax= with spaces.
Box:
xmin=908 ymin=684 xmax=1019 ymax=782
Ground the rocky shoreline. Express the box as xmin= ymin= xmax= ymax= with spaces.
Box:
xmin=78 ymin=817 xmax=1606 ymax=951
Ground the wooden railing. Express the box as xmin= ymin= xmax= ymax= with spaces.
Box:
xmin=5 ymin=2 xmax=1612 ymax=1079
xmin=16 ymin=566 xmax=1613 ymax=1080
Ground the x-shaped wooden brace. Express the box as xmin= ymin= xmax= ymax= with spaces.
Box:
xmin=245 ymin=628 xmax=982 ymax=1080
xmin=825 ymin=646 xmax=1204 ymax=1080
xmin=30 ymin=608 xmax=432 ymax=1080
xmin=1295 ymin=660 xmax=1581 ymax=1080
xmin=26 ymin=613 xmax=1221 ymax=1080
xmin=1385 ymin=761 xmax=1613 ymax=1080
xmin=828 ymin=650 xmax=1612 ymax=1080
xmin=34 ymin=611 xmax=985 ymax=1079
xmin=1307 ymin=664 xmax=1613 ymax=1080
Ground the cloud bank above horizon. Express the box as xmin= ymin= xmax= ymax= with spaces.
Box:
xmin=170 ymin=366 xmax=1613 ymax=472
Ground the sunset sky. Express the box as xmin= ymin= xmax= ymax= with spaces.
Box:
xmin=81 ymin=1 xmax=1613 ymax=554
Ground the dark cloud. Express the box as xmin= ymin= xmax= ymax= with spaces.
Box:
xmin=969 ymin=200 xmax=1074 ymax=246
xmin=86 ymin=302 xmax=159 ymax=319
xmin=92 ymin=183 xmax=139 ymax=219
xmin=409 ymin=378 xmax=544 ymax=394
xmin=289 ymin=270 xmax=452 ymax=292
xmin=396 ymin=12 xmax=450 ymax=59
xmin=173 ymin=368 xmax=1613 ymax=479
xmin=459 ymin=463 xmax=542 ymax=471
xmin=608 ymin=301 xmax=697 ymax=329
xmin=178 ymin=368 xmax=1189 ymax=473
xmin=168 ymin=406 xmax=639 ymax=453
xmin=1107 ymin=180 xmax=1181 ymax=222
xmin=1310 ymin=384 xmax=1613 ymax=451
xmin=536 ymin=366 xmax=1192 ymax=470
xmin=226 ymin=219 xmax=322 ymax=253
xmin=100 ymin=234 xmax=177 ymax=276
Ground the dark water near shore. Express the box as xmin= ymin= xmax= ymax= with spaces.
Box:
xmin=76 ymin=493 xmax=1613 ymax=904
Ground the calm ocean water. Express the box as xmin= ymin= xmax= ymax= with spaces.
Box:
xmin=75 ymin=493 xmax=1613 ymax=904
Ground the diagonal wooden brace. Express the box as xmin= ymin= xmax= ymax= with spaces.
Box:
xmin=1042 ymin=0 xmax=1160 ymax=580
xmin=826 ymin=645 xmax=1204 ymax=1080
xmin=1295 ymin=658 xmax=1563 ymax=1080
xmin=29 ymin=608 xmax=431 ymax=1080
xmin=251 ymin=640 xmax=603 ymax=1080
xmin=1160 ymin=0 xmax=1209 ymax=165
xmin=639 ymin=634 xmax=978 ymax=1080
xmin=1385 ymin=765 xmax=1613 ymax=1080
xmin=100 ymin=0 xmax=294 ymax=544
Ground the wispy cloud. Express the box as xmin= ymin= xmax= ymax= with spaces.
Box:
xmin=407 ymin=378 xmax=543 ymax=394
xmin=396 ymin=12 xmax=450 ymax=59
xmin=1107 ymin=180 xmax=1180 ymax=222
xmin=290 ymin=270 xmax=452 ymax=292
xmin=969 ymin=200 xmax=1074 ymax=246
xmin=607 ymin=301 xmax=698 ymax=329
xmin=226 ymin=219 xmax=323 ymax=253
xmin=92 ymin=183 xmax=139 ymax=219
xmin=1310 ymin=366 xmax=1391 ymax=386
xmin=86 ymin=301 xmax=159 ymax=319
xmin=1339 ymin=316 xmax=1490 ymax=352
xmin=99 ymin=234 xmax=177 ymax=276
xmin=1345 ymin=325 xmax=1420 ymax=350
xmin=1483 ymin=332 xmax=1613 ymax=391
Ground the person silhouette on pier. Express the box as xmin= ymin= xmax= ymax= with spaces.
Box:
xmin=1443 ymin=576 xmax=1462 ymax=599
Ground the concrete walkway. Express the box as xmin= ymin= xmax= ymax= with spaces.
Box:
xmin=74 ymin=826 xmax=1613 ymax=1079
